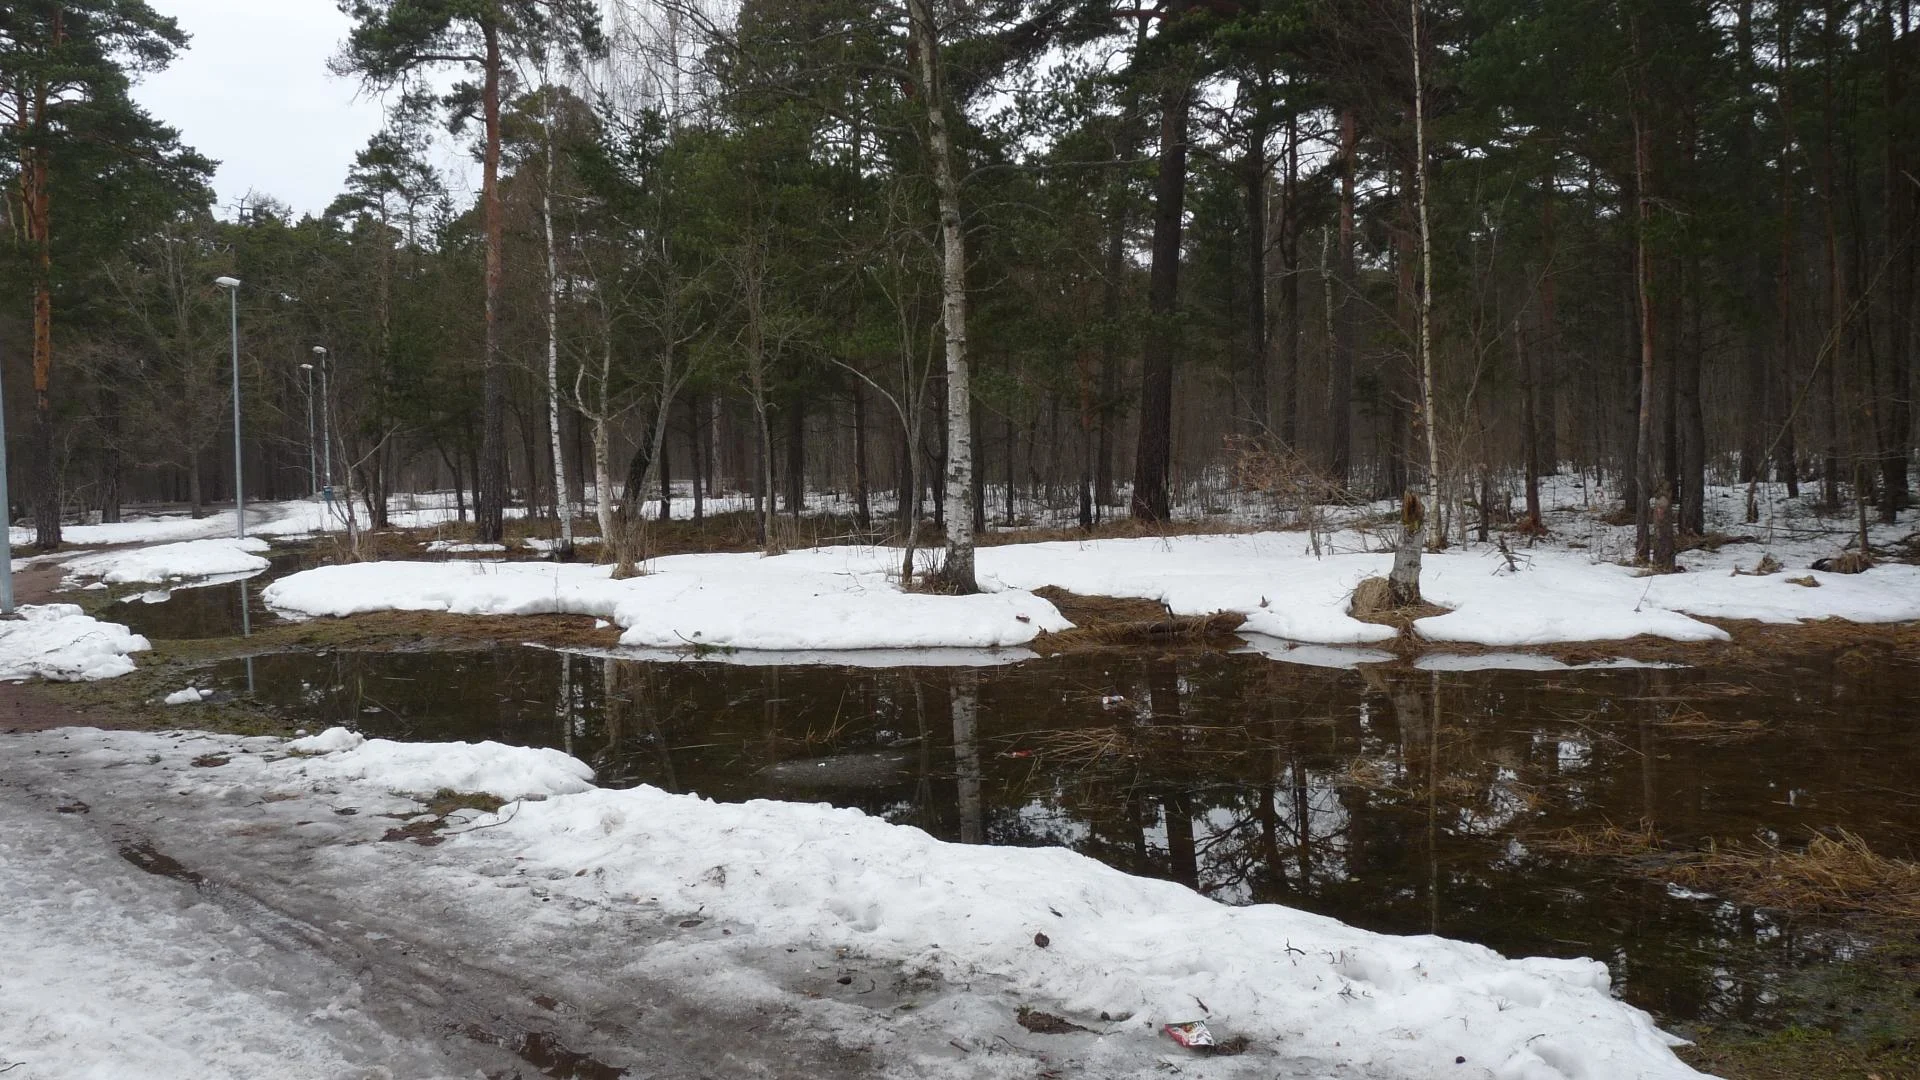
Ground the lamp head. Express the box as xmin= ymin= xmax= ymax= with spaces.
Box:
xmin=311 ymin=345 xmax=327 ymax=357
xmin=299 ymin=363 xmax=314 ymax=371
xmin=214 ymin=276 xmax=241 ymax=289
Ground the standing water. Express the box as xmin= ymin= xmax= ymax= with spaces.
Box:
xmin=210 ymin=642 xmax=1920 ymax=1031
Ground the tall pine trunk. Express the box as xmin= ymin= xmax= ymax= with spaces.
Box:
xmin=476 ymin=25 xmax=508 ymax=544
xmin=1629 ymin=14 xmax=1658 ymax=564
xmin=1132 ymin=70 xmax=1192 ymax=523
xmin=1330 ymin=108 xmax=1358 ymax=488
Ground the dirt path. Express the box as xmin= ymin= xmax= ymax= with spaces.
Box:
xmin=5 ymin=725 xmax=1233 ymax=1080
xmin=0 ymin=734 xmax=899 ymax=1079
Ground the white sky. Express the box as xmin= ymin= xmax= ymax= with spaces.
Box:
xmin=134 ymin=0 xmax=475 ymax=219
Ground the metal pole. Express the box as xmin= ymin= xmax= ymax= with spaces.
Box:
xmin=220 ymin=278 xmax=245 ymax=538
xmin=0 ymin=340 xmax=15 ymax=616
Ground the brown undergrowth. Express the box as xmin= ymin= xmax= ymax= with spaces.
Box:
xmin=1028 ymin=587 xmax=1242 ymax=655
xmin=1533 ymin=820 xmax=1920 ymax=920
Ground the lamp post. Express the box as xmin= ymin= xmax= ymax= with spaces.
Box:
xmin=312 ymin=346 xmax=332 ymax=507
xmin=215 ymin=276 xmax=244 ymax=538
xmin=299 ymin=361 xmax=318 ymax=497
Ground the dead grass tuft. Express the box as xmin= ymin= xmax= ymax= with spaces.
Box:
xmin=1822 ymin=551 xmax=1876 ymax=574
xmin=1670 ymin=830 xmax=1920 ymax=919
xmin=1530 ymin=819 xmax=1665 ymax=859
xmin=1655 ymin=703 xmax=1767 ymax=742
xmin=1538 ymin=820 xmax=1920 ymax=919
xmin=1029 ymin=587 xmax=1242 ymax=654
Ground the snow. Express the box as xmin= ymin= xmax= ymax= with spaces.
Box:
xmin=286 ymin=726 xmax=365 ymax=753
xmin=979 ymin=534 xmax=1400 ymax=645
xmin=272 ymin=729 xmax=596 ymax=801
xmin=1235 ymin=634 xmax=1396 ymax=669
xmin=0 ymin=724 xmax=1710 ymax=1079
xmin=162 ymin=687 xmax=207 ymax=705
xmin=0 ymin=605 xmax=151 ymax=682
xmin=557 ymin=643 xmax=1042 ymax=668
xmin=263 ymin=550 xmax=1071 ymax=653
xmin=62 ymin=536 xmax=270 ymax=585
xmin=263 ymin=728 xmax=1703 ymax=1079
xmin=263 ymin=527 xmax=1920 ymax=655
xmin=0 ymin=783 xmax=477 ymax=1080
xmin=1412 ymin=653 xmax=1683 ymax=673
xmin=423 ymin=540 xmax=506 ymax=554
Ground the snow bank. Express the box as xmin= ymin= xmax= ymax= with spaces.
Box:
xmin=980 ymin=533 xmax=1400 ymax=645
xmin=246 ymin=728 xmax=1707 ymax=1077
xmin=424 ymin=540 xmax=506 ymax=554
xmin=286 ymin=726 xmax=365 ymax=753
xmin=456 ymin=783 xmax=1700 ymax=1078
xmin=263 ymin=551 xmax=1071 ymax=652
xmin=62 ymin=536 xmax=270 ymax=585
xmin=261 ymin=529 xmax=1918 ymax=655
xmin=0 ymin=605 xmax=151 ymax=681
xmin=273 ymin=731 xmax=595 ymax=800
xmin=990 ymin=533 xmax=1920 ymax=646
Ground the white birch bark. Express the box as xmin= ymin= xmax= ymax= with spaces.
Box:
xmin=542 ymin=89 xmax=574 ymax=556
xmin=907 ymin=0 xmax=976 ymax=593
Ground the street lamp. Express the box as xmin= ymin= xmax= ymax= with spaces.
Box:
xmin=299 ymin=361 xmax=318 ymax=497
xmin=311 ymin=346 xmax=333 ymax=507
xmin=215 ymin=276 xmax=244 ymax=538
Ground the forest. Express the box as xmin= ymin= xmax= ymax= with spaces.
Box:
xmin=3 ymin=0 xmax=1915 ymax=579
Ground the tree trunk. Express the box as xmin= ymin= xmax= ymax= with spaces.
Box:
xmin=100 ymin=384 xmax=123 ymax=525
xmin=1651 ymin=485 xmax=1676 ymax=572
xmin=784 ymin=399 xmax=804 ymax=519
xmin=29 ymin=150 xmax=60 ymax=550
xmin=851 ymin=382 xmax=871 ymax=530
xmin=908 ymin=0 xmax=978 ymax=592
xmin=1131 ymin=73 xmax=1193 ymax=523
xmin=1279 ymin=111 xmax=1301 ymax=450
xmin=1096 ymin=187 xmax=1125 ymax=512
xmin=687 ymin=394 xmax=705 ymax=524
xmin=542 ymin=92 xmax=573 ymax=559
xmin=1330 ymin=108 xmax=1358 ymax=488
xmin=658 ymin=420 xmax=673 ymax=522
xmin=593 ymin=418 xmax=615 ymax=543
xmin=1629 ymin=18 xmax=1657 ymax=564
xmin=1539 ymin=165 xmax=1559 ymax=471
xmin=1883 ymin=0 xmax=1915 ymax=519
xmin=1777 ymin=9 xmax=1801 ymax=498
xmin=1519 ymin=325 xmax=1542 ymax=529
xmin=476 ymin=24 xmax=508 ymax=544
xmin=1245 ymin=111 xmax=1269 ymax=436
xmin=1411 ymin=0 xmax=1441 ymax=550
xmin=188 ymin=450 xmax=205 ymax=520
xmin=1389 ymin=492 xmax=1425 ymax=607
xmin=1820 ymin=0 xmax=1844 ymax=510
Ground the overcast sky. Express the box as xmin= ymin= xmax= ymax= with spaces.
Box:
xmin=135 ymin=0 xmax=473 ymax=219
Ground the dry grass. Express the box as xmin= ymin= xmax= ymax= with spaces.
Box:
xmin=1655 ymin=703 xmax=1767 ymax=742
xmin=1530 ymin=819 xmax=1665 ymax=859
xmin=1536 ymin=819 xmax=1920 ymax=920
xmin=1029 ymin=587 xmax=1243 ymax=654
xmin=1351 ymin=599 xmax=1452 ymax=640
xmin=1670 ymin=830 xmax=1920 ymax=919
